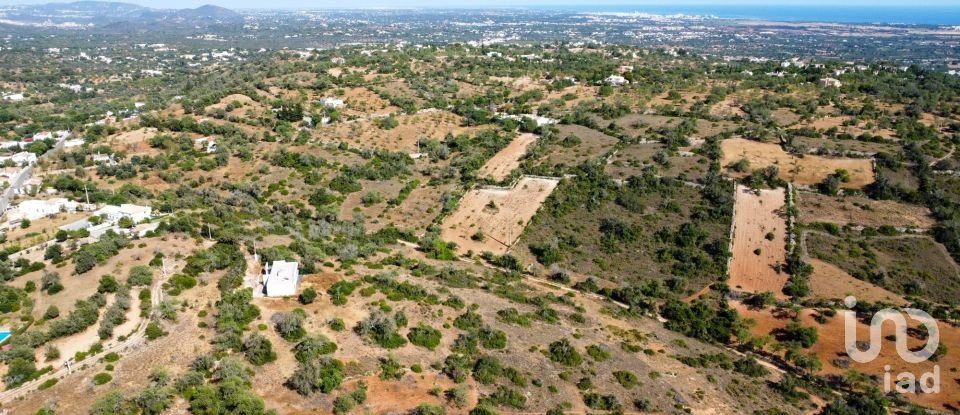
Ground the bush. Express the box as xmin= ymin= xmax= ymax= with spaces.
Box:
xmin=583 ymin=393 xmax=621 ymax=411
xmin=97 ymin=275 xmax=120 ymax=293
xmin=783 ymin=321 xmax=819 ymax=348
xmin=585 ymin=344 xmax=611 ymax=362
xmin=299 ymin=287 xmax=318 ymax=304
xmin=479 ymin=327 xmax=507 ymax=349
xmin=43 ymin=305 xmax=60 ymax=320
xmin=293 ymin=335 xmax=338 ymax=363
xmin=327 ymin=281 xmax=360 ymax=305
xmin=613 ymin=370 xmax=639 ymax=388
xmin=287 ymin=357 xmax=345 ymax=395
xmin=128 ymin=265 xmax=154 ymax=286
xmin=472 ymin=356 xmax=502 ymax=384
xmin=145 ymin=322 xmax=167 ymax=340
xmin=93 ymin=372 xmax=113 ymax=385
xmin=243 ymin=333 xmax=277 ymax=365
xmin=379 ymin=355 xmax=405 ymax=380
xmin=273 ymin=311 xmax=307 ymax=342
xmin=38 ymin=378 xmax=57 ymax=391
xmin=734 ymin=357 xmax=770 ymax=378
xmin=485 ymin=386 xmax=526 ymax=409
xmin=407 ymin=324 xmax=442 ymax=350
xmin=547 ymin=339 xmax=582 ymax=366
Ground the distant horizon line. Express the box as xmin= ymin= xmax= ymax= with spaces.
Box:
xmin=2 ymin=1 xmax=960 ymax=10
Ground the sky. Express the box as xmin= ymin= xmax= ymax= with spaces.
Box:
xmin=0 ymin=0 xmax=958 ymax=8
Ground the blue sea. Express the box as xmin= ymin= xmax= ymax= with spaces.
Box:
xmin=543 ymin=4 xmax=960 ymax=26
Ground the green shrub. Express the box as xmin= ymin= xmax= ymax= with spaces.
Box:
xmin=145 ymin=322 xmax=166 ymax=340
xmin=299 ymin=287 xmax=318 ymax=304
xmin=585 ymin=344 xmax=611 ymax=362
xmin=407 ymin=324 xmax=442 ymax=350
xmin=613 ymin=370 xmax=639 ymax=388
xmin=547 ymin=339 xmax=582 ymax=366
xmin=92 ymin=372 xmax=113 ymax=385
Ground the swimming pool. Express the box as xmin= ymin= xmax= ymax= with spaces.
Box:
xmin=0 ymin=332 xmax=11 ymax=343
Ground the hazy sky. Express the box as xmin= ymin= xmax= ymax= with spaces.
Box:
xmin=0 ymin=0 xmax=957 ymax=9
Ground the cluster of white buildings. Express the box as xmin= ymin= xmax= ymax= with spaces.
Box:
xmin=59 ymin=204 xmax=155 ymax=238
xmin=0 ymin=152 xmax=37 ymax=167
xmin=7 ymin=198 xmax=92 ymax=222
xmin=0 ymin=131 xmax=72 ymax=151
xmin=498 ymin=113 xmax=557 ymax=128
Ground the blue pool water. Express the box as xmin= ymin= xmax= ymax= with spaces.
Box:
xmin=0 ymin=332 xmax=11 ymax=343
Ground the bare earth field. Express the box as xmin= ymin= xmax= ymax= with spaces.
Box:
xmin=734 ymin=302 xmax=960 ymax=412
xmin=728 ymin=185 xmax=789 ymax=297
xmin=796 ymin=191 xmax=936 ymax=228
xmin=721 ymin=138 xmax=875 ymax=188
xmin=807 ymin=258 xmax=907 ymax=305
xmin=477 ymin=133 xmax=538 ymax=181
xmin=317 ymin=110 xmax=484 ymax=153
xmin=441 ymin=177 xmax=559 ymax=255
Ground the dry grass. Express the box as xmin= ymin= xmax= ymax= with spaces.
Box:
xmin=441 ymin=177 xmax=559 ymax=255
xmin=796 ymin=191 xmax=935 ymax=228
xmin=734 ymin=301 xmax=960 ymax=412
xmin=477 ymin=133 xmax=538 ymax=181
xmin=721 ymin=138 xmax=874 ymax=188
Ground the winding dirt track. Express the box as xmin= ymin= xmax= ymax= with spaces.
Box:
xmin=0 ymin=262 xmax=171 ymax=404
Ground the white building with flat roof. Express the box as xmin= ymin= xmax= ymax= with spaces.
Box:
xmin=319 ymin=97 xmax=345 ymax=108
xmin=604 ymin=75 xmax=629 ymax=86
xmin=0 ymin=152 xmax=37 ymax=167
xmin=263 ymin=260 xmax=300 ymax=297
xmin=95 ymin=204 xmax=152 ymax=223
xmin=11 ymin=198 xmax=81 ymax=221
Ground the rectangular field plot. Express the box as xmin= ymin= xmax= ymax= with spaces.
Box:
xmin=441 ymin=177 xmax=559 ymax=255
xmin=728 ymin=185 xmax=789 ymax=297
xmin=721 ymin=138 xmax=874 ymax=188
xmin=477 ymin=133 xmax=538 ymax=181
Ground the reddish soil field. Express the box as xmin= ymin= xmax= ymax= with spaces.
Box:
xmin=728 ymin=185 xmax=789 ymax=298
xmin=734 ymin=301 xmax=960 ymax=412
xmin=721 ymin=138 xmax=874 ymax=188
xmin=441 ymin=177 xmax=559 ymax=255
xmin=477 ymin=133 xmax=538 ymax=181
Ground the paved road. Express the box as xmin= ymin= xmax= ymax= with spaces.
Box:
xmin=0 ymin=136 xmax=66 ymax=215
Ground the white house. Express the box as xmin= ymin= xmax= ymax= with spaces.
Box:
xmin=91 ymin=153 xmax=116 ymax=165
xmin=94 ymin=204 xmax=152 ymax=224
xmin=319 ymin=97 xmax=345 ymax=109
xmin=263 ymin=260 xmax=300 ymax=297
xmin=820 ymin=78 xmax=843 ymax=88
xmin=604 ymin=75 xmax=629 ymax=86
xmin=0 ymin=152 xmax=37 ymax=167
xmin=194 ymin=137 xmax=217 ymax=153
xmin=12 ymin=198 xmax=81 ymax=221
xmin=32 ymin=131 xmax=52 ymax=141
xmin=2 ymin=93 xmax=24 ymax=102
xmin=499 ymin=113 xmax=557 ymax=127
xmin=63 ymin=139 xmax=85 ymax=148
